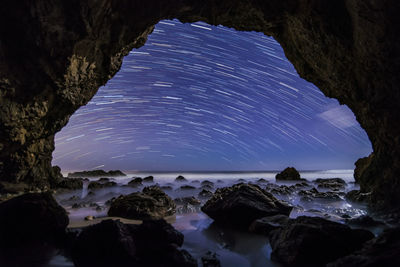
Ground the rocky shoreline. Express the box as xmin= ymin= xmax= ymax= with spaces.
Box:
xmin=0 ymin=168 xmax=399 ymax=266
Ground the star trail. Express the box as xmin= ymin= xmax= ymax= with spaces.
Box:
xmin=53 ymin=20 xmax=372 ymax=171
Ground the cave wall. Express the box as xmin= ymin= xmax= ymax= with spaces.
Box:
xmin=1 ymin=0 xmax=399 ymax=210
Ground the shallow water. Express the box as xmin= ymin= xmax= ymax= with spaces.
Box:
xmin=49 ymin=170 xmax=376 ymax=266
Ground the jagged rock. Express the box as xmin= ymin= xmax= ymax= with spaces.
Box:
xmin=88 ymin=181 xmax=117 ymax=190
xmin=198 ymin=189 xmax=213 ymax=199
xmin=270 ymin=185 xmax=294 ymax=195
xmin=249 ymin=214 xmax=290 ymax=235
xmin=346 ymin=190 xmax=371 ymax=203
xmin=275 ymin=167 xmax=302 ymax=181
xmin=314 ymin=178 xmax=347 ymax=191
xmin=327 ymin=227 xmax=400 ymax=267
xmin=174 ymin=196 xmax=201 ymax=206
xmin=71 ymin=219 xmax=196 ymax=267
xmin=128 ymin=177 xmax=143 ymax=187
xmin=175 ymin=176 xmax=188 ymax=182
xmin=201 ymin=183 xmax=292 ymax=229
xmin=68 ymin=170 xmax=126 ymax=178
xmin=142 ymin=176 xmax=154 ymax=183
xmin=269 ymin=216 xmax=374 ymax=266
xmin=108 ymin=186 xmax=176 ymax=220
xmin=57 ymin=178 xmax=83 ymax=190
xmin=299 ymin=187 xmax=343 ymax=200
xmin=0 ymin=192 xmax=69 ymax=248
xmin=201 ymin=251 xmax=221 ymax=267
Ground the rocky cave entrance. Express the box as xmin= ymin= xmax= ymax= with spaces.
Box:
xmin=53 ymin=20 xmax=372 ymax=174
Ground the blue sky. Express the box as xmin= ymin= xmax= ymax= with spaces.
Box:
xmin=53 ymin=20 xmax=372 ymax=171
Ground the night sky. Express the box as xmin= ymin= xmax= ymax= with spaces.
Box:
xmin=53 ymin=20 xmax=372 ymax=172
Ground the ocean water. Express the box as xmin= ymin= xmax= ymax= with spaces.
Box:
xmin=49 ymin=169 xmax=370 ymax=267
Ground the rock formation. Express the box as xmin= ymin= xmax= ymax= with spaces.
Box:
xmin=1 ymin=1 xmax=400 ymax=211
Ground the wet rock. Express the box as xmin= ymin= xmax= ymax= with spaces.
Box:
xmin=88 ymin=181 xmax=117 ymax=190
xmin=97 ymin=177 xmax=110 ymax=182
xmin=346 ymin=190 xmax=371 ymax=203
xmin=72 ymin=219 xmax=196 ymax=267
xmin=198 ymin=189 xmax=213 ymax=199
xmin=299 ymin=187 xmax=343 ymax=200
xmin=57 ymin=178 xmax=84 ymax=190
xmin=201 ymin=251 xmax=221 ymax=267
xmin=327 ymin=227 xmax=400 ymax=267
xmin=237 ymin=178 xmax=246 ymax=182
xmin=346 ymin=215 xmax=386 ymax=227
xmin=128 ymin=177 xmax=143 ymax=187
xmin=314 ymin=178 xmax=346 ymax=191
xmin=201 ymin=183 xmax=292 ymax=229
xmin=180 ymin=185 xmax=196 ymax=190
xmin=108 ymin=186 xmax=176 ymax=220
xmin=71 ymin=219 xmax=136 ymax=267
xmin=269 ymin=216 xmax=374 ymax=266
xmin=175 ymin=175 xmax=188 ymax=182
xmin=249 ymin=214 xmax=290 ymax=235
xmin=275 ymin=167 xmax=302 ymax=181
xmin=142 ymin=176 xmax=154 ymax=183
xmin=0 ymin=192 xmax=69 ymax=249
xmin=257 ymin=178 xmax=268 ymax=183
xmin=68 ymin=170 xmax=126 ymax=178
xmin=270 ymin=185 xmax=294 ymax=195
xmin=201 ymin=184 xmax=214 ymax=191
xmin=201 ymin=180 xmax=214 ymax=187
xmin=174 ymin=196 xmax=201 ymax=206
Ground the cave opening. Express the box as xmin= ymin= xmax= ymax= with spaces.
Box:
xmin=53 ymin=19 xmax=371 ymax=175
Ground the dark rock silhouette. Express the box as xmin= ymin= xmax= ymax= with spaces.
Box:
xmin=68 ymin=170 xmax=126 ymax=178
xmin=201 ymin=183 xmax=292 ymax=229
xmin=275 ymin=167 xmax=302 ymax=181
xmin=269 ymin=216 xmax=374 ymax=266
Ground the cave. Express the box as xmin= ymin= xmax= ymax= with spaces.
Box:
xmin=1 ymin=0 xmax=400 ymax=213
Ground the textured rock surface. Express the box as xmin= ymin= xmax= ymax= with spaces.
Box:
xmin=108 ymin=185 xmax=176 ymax=219
xmin=269 ymin=216 xmax=374 ymax=266
xmin=1 ymin=1 xmax=400 ymax=210
xmin=201 ymin=183 xmax=292 ymax=228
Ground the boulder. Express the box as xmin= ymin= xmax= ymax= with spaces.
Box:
xmin=201 ymin=180 xmax=214 ymax=187
xmin=128 ymin=177 xmax=143 ymax=187
xmin=299 ymin=187 xmax=343 ymax=200
xmin=275 ymin=167 xmax=302 ymax=181
xmin=0 ymin=192 xmax=69 ymax=249
xmin=57 ymin=178 xmax=83 ymax=190
xmin=270 ymin=185 xmax=294 ymax=195
xmin=345 ymin=215 xmax=386 ymax=227
xmin=88 ymin=181 xmax=117 ymax=190
xmin=327 ymin=227 xmax=400 ymax=267
xmin=143 ymin=176 xmax=154 ymax=183
xmin=97 ymin=177 xmax=110 ymax=182
xmin=108 ymin=186 xmax=176 ymax=220
xmin=175 ymin=175 xmax=188 ymax=182
xmin=249 ymin=214 xmax=290 ymax=235
xmin=314 ymin=178 xmax=346 ymax=191
xmin=71 ymin=219 xmax=196 ymax=267
xmin=269 ymin=216 xmax=374 ymax=266
xmin=201 ymin=183 xmax=292 ymax=229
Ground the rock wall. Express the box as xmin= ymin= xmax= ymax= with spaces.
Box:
xmin=1 ymin=0 xmax=399 ymax=210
